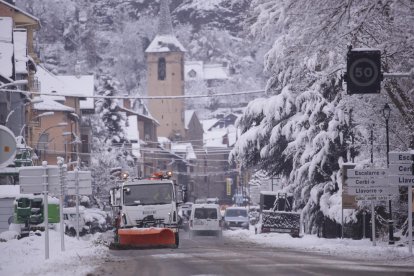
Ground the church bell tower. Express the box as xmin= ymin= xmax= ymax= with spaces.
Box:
xmin=145 ymin=0 xmax=186 ymax=140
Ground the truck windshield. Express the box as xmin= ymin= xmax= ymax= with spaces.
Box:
xmin=124 ymin=183 xmax=173 ymax=206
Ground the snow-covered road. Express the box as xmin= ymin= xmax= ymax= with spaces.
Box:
xmin=1 ymin=228 xmax=413 ymax=275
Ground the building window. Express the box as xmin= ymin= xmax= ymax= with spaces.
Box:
xmin=158 ymin=57 xmax=166 ymax=80
xmin=81 ymin=135 xmax=89 ymax=153
xmin=188 ymin=69 xmax=197 ymax=78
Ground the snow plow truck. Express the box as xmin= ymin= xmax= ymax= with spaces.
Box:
xmin=109 ymin=171 xmax=181 ymax=249
xmin=259 ymin=191 xmax=301 ymax=237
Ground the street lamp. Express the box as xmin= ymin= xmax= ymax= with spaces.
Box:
xmin=0 ymin=79 xmax=28 ymax=89
xmin=19 ymin=110 xmax=53 ymax=137
xmin=36 ymin=122 xmax=68 ymax=161
xmin=382 ymin=103 xmax=394 ymax=245
xmin=62 ymin=131 xmax=81 ymax=167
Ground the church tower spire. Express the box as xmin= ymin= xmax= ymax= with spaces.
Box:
xmin=158 ymin=0 xmax=173 ymax=35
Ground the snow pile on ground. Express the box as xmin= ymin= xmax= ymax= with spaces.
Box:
xmin=224 ymin=229 xmax=414 ymax=265
xmin=0 ymin=228 xmax=108 ymax=276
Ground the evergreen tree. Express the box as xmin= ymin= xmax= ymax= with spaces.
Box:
xmin=232 ymin=0 xmax=414 ymax=233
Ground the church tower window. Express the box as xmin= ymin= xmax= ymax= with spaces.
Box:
xmin=158 ymin=57 xmax=166 ymax=80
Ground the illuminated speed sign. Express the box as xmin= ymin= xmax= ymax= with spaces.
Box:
xmin=346 ymin=49 xmax=382 ymax=94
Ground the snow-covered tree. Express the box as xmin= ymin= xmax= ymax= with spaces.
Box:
xmin=231 ymin=0 xmax=414 ymax=234
xmin=90 ymin=76 xmax=133 ymax=202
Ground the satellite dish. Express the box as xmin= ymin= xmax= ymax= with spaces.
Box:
xmin=0 ymin=125 xmax=17 ymax=168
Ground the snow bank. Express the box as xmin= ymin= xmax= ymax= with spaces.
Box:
xmin=0 ymin=228 xmax=108 ymax=276
xmin=224 ymin=229 xmax=414 ymax=265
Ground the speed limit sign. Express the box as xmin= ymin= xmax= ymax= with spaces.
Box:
xmin=346 ymin=49 xmax=381 ymax=94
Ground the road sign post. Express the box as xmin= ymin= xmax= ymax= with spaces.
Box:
xmin=388 ymin=151 xmax=414 ymax=254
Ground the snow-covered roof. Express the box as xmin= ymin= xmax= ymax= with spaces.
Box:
xmin=13 ymin=28 xmax=27 ymax=74
xmin=0 ymin=17 xmax=12 ymax=42
xmin=58 ymin=75 xmax=94 ymax=110
xmin=184 ymin=61 xmax=204 ymax=80
xmin=119 ymin=106 xmax=160 ymax=126
xmin=33 ymin=97 xmax=75 ymax=112
xmin=203 ymin=64 xmax=228 ymax=80
xmin=201 ymin=119 xmax=218 ymax=132
xmin=171 ymin=142 xmax=196 ymax=160
xmin=126 ymin=115 xmax=139 ymax=142
xmin=158 ymin=136 xmax=171 ymax=147
xmin=204 ymin=125 xmax=238 ymax=148
xmin=0 ymin=185 xmax=20 ymax=198
xmin=0 ymin=0 xmax=40 ymax=24
xmin=0 ymin=42 xmax=13 ymax=78
xmin=145 ymin=34 xmax=186 ymax=53
xmin=36 ymin=66 xmax=95 ymax=110
xmin=184 ymin=61 xmax=229 ymax=81
xmin=184 ymin=110 xmax=195 ymax=130
xmin=125 ymin=115 xmax=141 ymax=158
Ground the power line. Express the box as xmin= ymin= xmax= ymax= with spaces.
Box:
xmin=0 ymin=88 xmax=266 ymax=100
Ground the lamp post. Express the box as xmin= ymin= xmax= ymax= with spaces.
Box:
xmin=62 ymin=131 xmax=81 ymax=167
xmin=382 ymin=103 xmax=394 ymax=245
xmin=36 ymin=122 xmax=68 ymax=162
xmin=0 ymin=79 xmax=28 ymax=89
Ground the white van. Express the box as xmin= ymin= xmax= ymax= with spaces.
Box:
xmin=189 ymin=204 xmax=222 ymax=237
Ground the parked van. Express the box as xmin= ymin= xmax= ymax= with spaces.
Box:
xmin=189 ymin=203 xmax=222 ymax=237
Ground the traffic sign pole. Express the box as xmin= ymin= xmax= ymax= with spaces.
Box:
xmin=372 ymin=201 xmax=376 ymax=246
xmin=57 ymin=158 xmax=65 ymax=252
xmin=409 ymin=184 xmax=413 ymax=254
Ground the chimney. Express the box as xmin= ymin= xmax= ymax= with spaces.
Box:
xmin=123 ymin=99 xmax=131 ymax=110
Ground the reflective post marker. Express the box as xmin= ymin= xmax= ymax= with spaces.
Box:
xmin=58 ymin=158 xmax=65 ymax=251
xmin=42 ymin=161 xmax=49 ymax=259
xmin=75 ymin=168 xmax=80 ymax=240
xmin=372 ymin=201 xmax=376 ymax=246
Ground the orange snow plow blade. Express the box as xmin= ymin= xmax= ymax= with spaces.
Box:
xmin=112 ymin=228 xmax=176 ymax=249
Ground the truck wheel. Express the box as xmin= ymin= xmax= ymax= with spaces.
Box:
xmin=68 ymin=228 xmax=76 ymax=237
xmin=174 ymin=232 xmax=179 ymax=248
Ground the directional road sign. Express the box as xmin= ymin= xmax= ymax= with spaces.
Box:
xmin=389 ymin=163 xmax=413 ymax=175
xmin=356 ymin=195 xmax=393 ymax=201
xmin=346 ymin=177 xmax=388 ymax=186
xmin=348 ymin=169 xmax=388 ymax=178
xmin=389 ymin=175 xmax=414 ymax=186
xmin=389 ymin=152 xmax=413 ymax=164
xmin=19 ymin=166 xmax=61 ymax=194
xmin=66 ymin=171 xmax=92 ymax=195
xmin=348 ymin=186 xmax=398 ymax=196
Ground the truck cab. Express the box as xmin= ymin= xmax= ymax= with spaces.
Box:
xmin=109 ymin=172 xmax=181 ymax=248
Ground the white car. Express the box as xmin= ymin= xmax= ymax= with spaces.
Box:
xmin=224 ymin=207 xmax=249 ymax=230
xmin=189 ymin=203 xmax=222 ymax=238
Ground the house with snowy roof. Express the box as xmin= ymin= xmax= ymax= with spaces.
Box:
xmin=0 ymin=0 xmax=40 ymax=139
xmin=29 ymin=65 xmax=94 ymax=167
xmin=184 ymin=110 xmax=203 ymax=148
xmin=119 ymin=98 xmax=160 ymax=176
xmin=184 ymin=60 xmax=230 ymax=87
